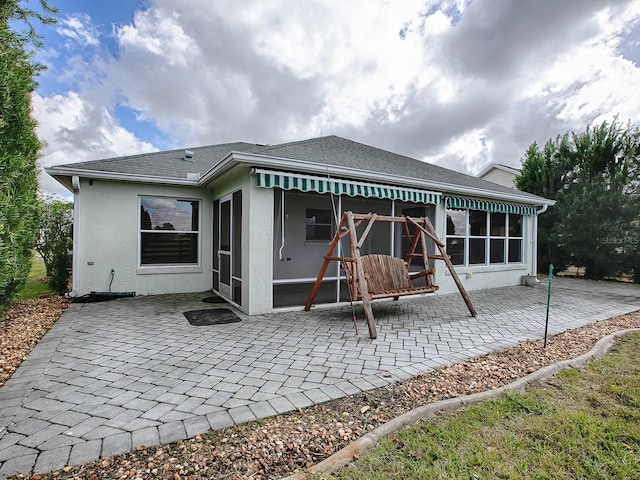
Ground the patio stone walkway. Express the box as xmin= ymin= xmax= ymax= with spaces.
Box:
xmin=0 ymin=278 xmax=639 ymax=477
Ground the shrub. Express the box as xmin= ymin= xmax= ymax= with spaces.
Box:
xmin=0 ymin=22 xmax=41 ymax=309
xmin=36 ymin=196 xmax=73 ymax=276
xmin=47 ymin=248 xmax=71 ymax=294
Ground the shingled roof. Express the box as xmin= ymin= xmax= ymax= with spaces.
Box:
xmin=253 ymin=136 xmax=534 ymax=198
xmin=49 ymin=142 xmax=266 ymax=179
xmin=47 ymin=135 xmax=550 ymax=204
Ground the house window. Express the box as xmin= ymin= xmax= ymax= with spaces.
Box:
xmin=445 ymin=209 xmax=466 ymax=265
xmin=305 ymin=208 xmax=333 ymax=241
xmin=140 ymin=196 xmax=199 ymax=265
xmin=490 ymin=212 xmax=506 ymax=264
xmin=507 ymin=213 xmax=523 ymax=263
xmin=469 ymin=210 xmax=487 ymax=264
xmin=446 ymin=209 xmax=523 ymax=266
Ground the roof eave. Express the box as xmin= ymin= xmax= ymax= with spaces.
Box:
xmin=201 ymin=152 xmax=554 ymax=206
xmin=476 ymin=162 xmax=521 ymax=178
xmin=46 ymin=153 xmax=554 ymax=207
xmin=45 ymin=166 xmax=200 ymax=186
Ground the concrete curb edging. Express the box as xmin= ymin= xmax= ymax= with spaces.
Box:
xmin=282 ymin=328 xmax=640 ymax=479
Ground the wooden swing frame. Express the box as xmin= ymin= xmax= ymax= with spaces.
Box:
xmin=304 ymin=211 xmax=477 ymax=339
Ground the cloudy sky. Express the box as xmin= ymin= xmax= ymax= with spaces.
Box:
xmin=30 ymin=0 xmax=640 ymax=195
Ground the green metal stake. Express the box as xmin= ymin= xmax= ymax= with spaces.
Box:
xmin=543 ymin=263 xmax=554 ymax=348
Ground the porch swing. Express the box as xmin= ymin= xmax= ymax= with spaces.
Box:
xmin=304 ymin=211 xmax=477 ymax=339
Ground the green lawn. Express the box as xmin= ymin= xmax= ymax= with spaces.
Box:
xmin=322 ymin=333 xmax=640 ymax=480
xmin=16 ymin=255 xmax=53 ymax=300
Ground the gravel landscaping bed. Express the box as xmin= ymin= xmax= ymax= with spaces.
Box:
xmin=1 ymin=296 xmax=639 ymax=479
xmin=0 ymin=296 xmax=70 ymax=387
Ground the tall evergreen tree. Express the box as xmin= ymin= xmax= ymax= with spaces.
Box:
xmin=517 ymin=119 xmax=640 ymax=280
xmin=517 ymin=136 xmax=573 ymax=272
xmin=0 ymin=1 xmax=56 ymax=309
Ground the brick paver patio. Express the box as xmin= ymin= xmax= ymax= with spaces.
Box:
xmin=0 ymin=278 xmax=638 ymax=477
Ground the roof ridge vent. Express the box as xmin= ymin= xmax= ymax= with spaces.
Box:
xmin=184 ymin=149 xmax=194 ymax=161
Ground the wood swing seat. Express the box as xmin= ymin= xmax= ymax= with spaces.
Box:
xmin=305 ymin=212 xmax=476 ymax=339
xmin=356 ymin=254 xmax=438 ymax=300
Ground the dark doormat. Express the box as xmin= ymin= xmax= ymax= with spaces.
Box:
xmin=184 ymin=308 xmax=241 ymax=326
xmin=202 ymin=295 xmax=227 ymax=304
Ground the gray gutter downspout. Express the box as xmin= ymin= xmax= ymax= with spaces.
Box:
xmin=69 ymin=176 xmax=81 ymax=298
xmin=532 ymin=204 xmax=549 ymax=277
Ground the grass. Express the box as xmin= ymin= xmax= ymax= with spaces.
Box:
xmin=321 ymin=333 xmax=640 ymax=480
xmin=16 ymin=255 xmax=53 ymax=300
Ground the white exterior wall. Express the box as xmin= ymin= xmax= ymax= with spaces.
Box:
xmin=244 ymin=178 xmax=274 ymax=314
xmin=74 ymin=179 xmax=213 ymax=296
xmin=479 ymin=168 xmax=518 ymax=189
xmin=210 ymin=172 xmax=274 ymax=315
xmin=72 ymin=173 xmax=537 ymax=313
xmin=432 ymin=202 xmax=533 ymax=296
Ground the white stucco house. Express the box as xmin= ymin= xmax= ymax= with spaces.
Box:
xmin=476 ymin=163 xmax=521 ymax=189
xmin=46 ymin=136 xmax=553 ymax=315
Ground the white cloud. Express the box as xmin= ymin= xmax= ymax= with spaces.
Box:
xmin=427 ymin=129 xmax=492 ymax=173
xmin=34 ymin=91 xmax=157 ymax=195
xmin=116 ymin=9 xmax=197 ymax=67
xmin=57 ymin=13 xmax=100 ymax=47
xmin=37 ymin=0 xmax=640 ymax=197
xmin=377 ymin=0 xmax=640 ymax=170
xmin=522 ymin=2 xmax=640 ymax=127
xmin=102 ymin=0 xmax=454 ymax=143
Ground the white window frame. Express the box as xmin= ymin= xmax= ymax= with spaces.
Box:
xmin=446 ymin=208 xmax=524 ymax=267
xmin=138 ymin=195 xmax=201 ymax=267
xmin=304 ymin=207 xmax=334 ymax=242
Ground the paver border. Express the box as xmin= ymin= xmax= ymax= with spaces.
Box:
xmin=282 ymin=328 xmax=640 ymax=479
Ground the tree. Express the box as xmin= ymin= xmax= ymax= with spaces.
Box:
xmin=517 ymin=137 xmax=573 ymax=272
xmin=36 ymin=196 xmax=72 ymax=294
xmin=36 ymin=196 xmax=72 ymax=275
xmin=517 ymin=119 xmax=640 ymax=280
xmin=0 ymin=1 xmax=57 ymax=309
xmin=0 ymin=1 xmax=57 ymax=46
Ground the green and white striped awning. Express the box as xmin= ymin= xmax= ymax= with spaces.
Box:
xmin=254 ymin=168 xmax=441 ymax=205
xmin=446 ymin=196 xmax=538 ymax=215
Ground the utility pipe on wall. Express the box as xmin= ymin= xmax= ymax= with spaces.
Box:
xmin=69 ymin=176 xmax=81 ymax=298
xmin=278 ymin=189 xmax=285 ymax=261
xmin=532 ymin=204 xmax=549 ymax=277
